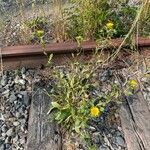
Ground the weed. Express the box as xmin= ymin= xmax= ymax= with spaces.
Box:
xmin=48 ymin=54 xmax=121 ymax=134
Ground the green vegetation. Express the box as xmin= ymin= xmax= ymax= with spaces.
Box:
xmin=63 ymin=0 xmax=137 ymax=40
xmin=1 ymin=0 xmax=150 ymax=45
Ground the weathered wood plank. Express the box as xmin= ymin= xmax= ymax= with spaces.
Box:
xmin=128 ymin=92 xmax=150 ymax=149
xmin=120 ymin=103 xmax=141 ymax=150
xmin=120 ymin=91 xmax=150 ymax=150
xmin=25 ymin=86 xmax=62 ymax=150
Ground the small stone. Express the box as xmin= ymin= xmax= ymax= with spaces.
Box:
xmin=115 ymin=136 xmax=125 ymax=147
xmin=15 ymin=112 xmax=21 ymax=118
xmin=13 ymin=121 xmax=20 ymax=126
xmin=22 ymin=74 xmax=26 ymax=79
xmin=19 ymin=119 xmax=26 ymax=125
xmin=9 ymin=94 xmax=17 ymax=103
xmin=92 ymin=132 xmax=100 ymax=144
xmin=2 ymin=133 xmax=6 ymax=137
xmin=12 ymin=135 xmax=19 ymax=143
xmin=21 ymin=91 xmax=30 ymax=106
xmin=1 ymin=75 xmax=7 ymax=86
xmin=14 ymin=75 xmax=20 ymax=84
xmin=115 ymin=131 xmax=122 ymax=136
xmin=17 ymin=93 xmax=23 ymax=99
xmin=5 ymin=143 xmax=11 ymax=149
xmin=19 ymin=137 xmax=25 ymax=145
xmin=21 ymin=126 xmax=25 ymax=132
xmin=5 ymin=136 xmax=11 ymax=143
xmin=2 ymin=89 xmax=10 ymax=96
xmin=99 ymin=145 xmax=110 ymax=150
xmin=18 ymin=79 xmax=25 ymax=85
xmin=89 ymin=126 xmax=96 ymax=132
xmin=21 ymin=67 xmax=26 ymax=74
xmin=147 ymin=87 xmax=150 ymax=92
xmin=0 ymin=113 xmax=5 ymax=121
xmin=6 ymin=128 xmax=13 ymax=137
xmin=0 ymin=144 xmax=5 ymax=150
xmin=100 ymin=70 xmax=112 ymax=82
xmin=141 ymin=77 xmax=148 ymax=82
xmin=1 ymin=125 xmax=8 ymax=133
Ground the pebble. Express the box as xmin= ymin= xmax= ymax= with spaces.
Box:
xmin=1 ymin=75 xmax=8 ymax=86
xmin=14 ymin=75 xmax=20 ymax=84
xmin=5 ymin=136 xmax=11 ymax=143
xmin=18 ymin=79 xmax=25 ymax=85
xmin=1 ymin=125 xmax=8 ymax=133
xmin=6 ymin=128 xmax=13 ymax=137
xmin=89 ymin=126 xmax=97 ymax=132
xmin=0 ymin=144 xmax=5 ymax=150
xmin=2 ymin=133 xmax=6 ymax=137
xmin=147 ymin=87 xmax=150 ymax=92
xmin=99 ymin=145 xmax=110 ymax=150
xmin=13 ymin=121 xmax=20 ymax=127
xmin=2 ymin=89 xmax=10 ymax=96
xmin=9 ymin=94 xmax=17 ymax=103
xmin=19 ymin=138 xmax=25 ymax=145
xmin=21 ymin=67 xmax=26 ymax=74
xmin=100 ymin=70 xmax=112 ymax=82
xmin=21 ymin=91 xmax=30 ymax=106
xmin=92 ymin=132 xmax=100 ymax=144
xmin=115 ymin=136 xmax=125 ymax=147
xmin=15 ymin=112 xmax=21 ymax=118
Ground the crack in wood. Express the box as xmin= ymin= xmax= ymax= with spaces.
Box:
xmin=125 ymin=96 xmax=146 ymax=150
xmin=26 ymin=86 xmax=62 ymax=150
xmin=121 ymin=92 xmax=150 ymax=150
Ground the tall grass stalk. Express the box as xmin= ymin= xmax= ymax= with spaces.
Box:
xmin=53 ymin=0 xmax=66 ymax=42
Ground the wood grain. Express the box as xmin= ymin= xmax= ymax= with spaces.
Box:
xmin=120 ymin=103 xmax=141 ymax=150
xmin=120 ymin=91 xmax=150 ymax=150
xmin=25 ymin=85 xmax=62 ymax=150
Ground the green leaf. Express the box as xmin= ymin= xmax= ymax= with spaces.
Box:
xmin=51 ymin=102 xmax=61 ymax=109
xmin=75 ymin=119 xmax=81 ymax=133
xmin=55 ymin=109 xmax=70 ymax=124
xmin=47 ymin=106 xmax=57 ymax=115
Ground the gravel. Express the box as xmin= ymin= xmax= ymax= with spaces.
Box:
xmin=0 ymin=68 xmax=35 ymax=150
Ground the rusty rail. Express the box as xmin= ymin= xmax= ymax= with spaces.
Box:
xmin=1 ymin=38 xmax=150 ymax=57
xmin=1 ymin=38 xmax=150 ymax=70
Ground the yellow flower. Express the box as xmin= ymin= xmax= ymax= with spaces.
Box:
xmin=106 ymin=22 xmax=114 ymax=29
xmin=37 ymin=30 xmax=44 ymax=37
xmin=128 ymin=79 xmax=138 ymax=89
xmin=90 ymin=106 xmax=100 ymax=117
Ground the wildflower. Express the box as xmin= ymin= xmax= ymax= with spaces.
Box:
xmin=106 ymin=22 xmax=114 ymax=29
xmin=37 ymin=30 xmax=44 ymax=37
xmin=90 ymin=106 xmax=100 ymax=117
xmin=128 ymin=79 xmax=138 ymax=89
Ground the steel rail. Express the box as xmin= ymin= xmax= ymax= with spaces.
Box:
xmin=1 ymin=38 xmax=150 ymax=58
xmin=1 ymin=38 xmax=150 ymax=70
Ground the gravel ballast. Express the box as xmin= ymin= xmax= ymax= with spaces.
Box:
xmin=0 ymin=68 xmax=34 ymax=150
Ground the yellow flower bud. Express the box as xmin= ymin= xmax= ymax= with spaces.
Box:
xmin=106 ymin=22 xmax=114 ymax=29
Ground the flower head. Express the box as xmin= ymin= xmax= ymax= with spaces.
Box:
xmin=90 ymin=106 xmax=100 ymax=117
xmin=106 ymin=22 xmax=114 ymax=29
xmin=37 ymin=30 xmax=44 ymax=37
xmin=128 ymin=79 xmax=138 ymax=89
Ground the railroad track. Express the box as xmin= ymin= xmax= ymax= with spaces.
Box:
xmin=1 ymin=38 xmax=150 ymax=70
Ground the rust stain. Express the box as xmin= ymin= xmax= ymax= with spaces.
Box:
xmin=1 ymin=38 xmax=150 ymax=70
